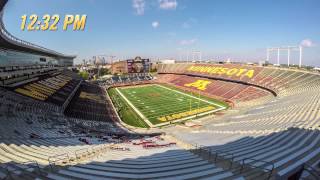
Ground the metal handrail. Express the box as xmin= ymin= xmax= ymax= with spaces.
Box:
xmin=5 ymin=160 xmax=41 ymax=178
xmin=92 ymin=144 xmax=106 ymax=153
xmin=48 ymin=153 xmax=70 ymax=169
xmin=240 ymin=157 xmax=274 ymax=170
xmin=193 ymin=147 xmax=235 ymax=170
xmin=211 ymin=149 xmax=234 ymax=158
xmin=240 ymin=157 xmax=274 ymax=180
xmin=210 ymin=149 xmax=235 ymax=169
xmin=75 ymin=148 xmax=90 ymax=159
xmin=303 ymin=163 xmax=320 ymax=178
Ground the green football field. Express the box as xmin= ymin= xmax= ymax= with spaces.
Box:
xmin=113 ymin=84 xmax=228 ymax=127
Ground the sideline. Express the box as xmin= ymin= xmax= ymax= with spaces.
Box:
xmin=115 ymin=87 xmax=154 ymax=127
xmin=155 ymin=84 xmax=227 ymax=109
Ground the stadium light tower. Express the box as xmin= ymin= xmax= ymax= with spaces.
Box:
xmin=186 ymin=51 xmax=189 ymax=63
xmin=277 ymin=48 xmax=280 ymax=65
xmin=266 ymin=46 xmax=302 ymax=67
xmin=191 ymin=50 xmax=202 ymax=62
xmin=299 ymin=46 xmax=303 ymax=68
xmin=287 ymin=48 xmax=290 ymax=67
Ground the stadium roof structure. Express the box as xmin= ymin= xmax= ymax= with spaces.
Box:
xmin=0 ymin=0 xmax=76 ymax=59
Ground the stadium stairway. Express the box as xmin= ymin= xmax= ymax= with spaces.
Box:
xmin=168 ymin=128 xmax=320 ymax=179
xmin=0 ymin=88 xmax=245 ymax=180
xmin=64 ymin=82 xmax=114 ymax=123
xmin=46 ymin=143 xmax=243 ymax=180
xmin=0 ymin=125 xmax=158 ymax=179
xmin=1 ymin=130 xmax=244 ymax=180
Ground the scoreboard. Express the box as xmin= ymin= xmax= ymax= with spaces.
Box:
xmin=127 ymin=57 xmax=150 ymax=73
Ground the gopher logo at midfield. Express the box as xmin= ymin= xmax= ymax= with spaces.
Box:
xmin=184 ymin=80 xmax=212 ymax=90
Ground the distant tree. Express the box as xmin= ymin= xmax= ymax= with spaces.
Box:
xmin=79 ymin=71 xmax=89 ymax=80
xmin=99 ymin=68 xmax=111 ymax=76
xmin=150 ymin=68 xmax=157 ymax=73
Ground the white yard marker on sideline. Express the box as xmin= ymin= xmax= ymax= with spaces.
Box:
xmin=155 ymin=84 xmax=226 ymax=109
xmin=115 ymin=88 xmax=154 ymax=127
xmin=115 ymin=85 xmax=227 ymax=128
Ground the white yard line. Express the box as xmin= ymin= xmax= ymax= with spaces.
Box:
xmin=117 ymin=84 xmax=227 ymax=128
xmin=115 ymin=88 xmax=154 ymax=128
xmin=153 ymin=106 xmax=225 ymax=127
xmin=155 ymin=84 xmax=227 ymax=109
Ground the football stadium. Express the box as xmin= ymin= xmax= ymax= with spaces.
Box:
xmin=0 ymin=0 xmax=320 ymax=179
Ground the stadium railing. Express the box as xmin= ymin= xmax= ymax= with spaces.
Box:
xmin=194 ymin=146 xmax=235 ymax=170
xmin=191 ymin=145 xmax=275 ymax=180
xmin=61 ymin=79 xmax=82 ymax=113
xmin=302 ymin=163 xmax=320 ymax=179
xmin=48 ymin=144 xmax=110 ymax=170
xmin=4 ymin=160 xmax=42 ymax=179
xmin=48 ymin=153 xmax=71 ymax=170
xmin=239 ymin=157 xmax=274 ymax=180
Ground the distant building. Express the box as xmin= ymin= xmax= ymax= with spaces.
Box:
xmin=111 ymin=56 xmax=150 ymax=74
xmin=259 ymin=60 xmax=269 ymax=66
xmin=112 ymin=61 xmax=128 ymax=74
xmin=160 ymin=59 xmax=175 ymax=64
xmin=314 ymin=67 xmax=320 ymax=72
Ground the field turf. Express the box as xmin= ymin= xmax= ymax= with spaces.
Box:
xmin=111 ymin=84 xmax=228 ymax=127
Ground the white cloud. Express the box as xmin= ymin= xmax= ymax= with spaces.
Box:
xmin=300 ymin=39 xmax=315 ymax=47
xmin=133 ymin=0 xmax=145 ymax=15
xmin=179 ymin=38 xmax=197 ymax=45
xmin=159 ymin=0 xmax=178 ymax=10
xmin=182 ymin=18 xmax=197 ymax=29
xmin=152 ymin=21 xmax=160 ymax=28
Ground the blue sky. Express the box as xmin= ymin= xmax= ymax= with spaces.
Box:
xmin=2 ymin=0 xmax=320 ymax=65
